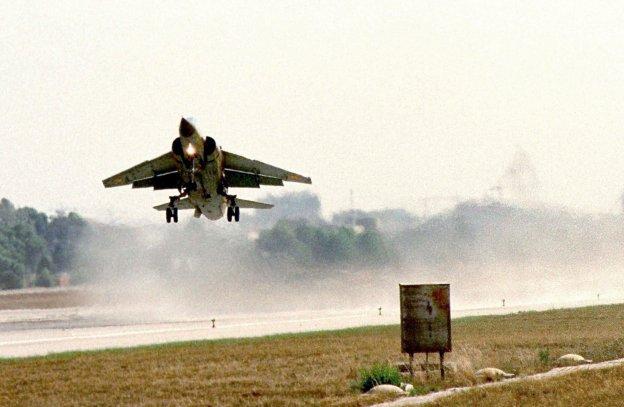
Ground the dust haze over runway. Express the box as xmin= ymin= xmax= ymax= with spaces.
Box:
xmin=1 ymin=194 xmax=621 ymax=358
xmin=5 ymin=184 xmax=624 ymax=358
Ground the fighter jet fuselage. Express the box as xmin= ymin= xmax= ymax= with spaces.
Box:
xmin=103 ymin=117 xmax=312 ymax=223
xmin=171 ymin=119 xmax=227 ymax=220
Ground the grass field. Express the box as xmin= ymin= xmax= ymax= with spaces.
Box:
xmin=2 ymin=304 xmax=624 ymax=406
xmin=431 ymin=364 xmax=624 ymax=406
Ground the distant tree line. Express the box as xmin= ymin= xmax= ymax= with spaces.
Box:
xmin=256 ymin=219 xmax=391 ymax=269
xmin=394 ymin=200 xmax=624 ymax=266
xmin=7 ymin=190 xmax=614 ymax=291
xmin=0 ymin=198 xmax=87 ymax=289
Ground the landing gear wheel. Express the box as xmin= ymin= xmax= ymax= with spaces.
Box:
xmin=234 ymin=206 xmax=240 ymax=222
xmin=172 ymin=208 xmax=179 ymax=223
xmin=227 ymin=207 xmax=233 ymax=222
xmin=166 ymin=208 xmax=172 ymax=223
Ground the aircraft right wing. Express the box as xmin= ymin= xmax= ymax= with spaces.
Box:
xmin=222 ymin=151 xmax=311 ymax=184
xmin=103 ymin=152 xmax=178 ymax=188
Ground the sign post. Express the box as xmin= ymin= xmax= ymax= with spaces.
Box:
xmin=400 ymin=284 xmax=451 ymax=380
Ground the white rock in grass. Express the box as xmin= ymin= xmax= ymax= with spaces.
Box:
xmin=556 ymin=354 xmax=593 ymax=366
xmin=475 ymin=367 xmax=515 ymax=381
xmin=367 ymin=384 xmax=406 ymax=395
xmin=399 ymin=382 xmax=414 ymax=392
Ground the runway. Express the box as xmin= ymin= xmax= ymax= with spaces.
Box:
xmin=0 ymin=307 xmax=398 ymax=358
xmin=0 ymin=297 xmax=617 ymax=358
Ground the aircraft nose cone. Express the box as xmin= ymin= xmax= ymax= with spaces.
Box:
xmin=179 ymin=117 xmax=195 ymax=138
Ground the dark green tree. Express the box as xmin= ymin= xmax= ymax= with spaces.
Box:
xmin=0 ymin=199 xmax=87 ymax=289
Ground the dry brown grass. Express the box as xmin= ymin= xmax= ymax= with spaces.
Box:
xmin=1 ymin=304 xmax=624 ymax=406
xmin=0 ymin=288 xmax=88 ymax=310
xmin=432 ymin=364 xmax=624 ymax=406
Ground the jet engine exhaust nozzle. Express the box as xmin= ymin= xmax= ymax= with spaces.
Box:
xmin=204 ymin=137 xmax=217 ymax=156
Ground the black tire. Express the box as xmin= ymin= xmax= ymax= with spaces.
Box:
xmin=227 ymin=207 xmax=233 ymax=222
xmin=166 ymin=208 xmax=172 ymax=223
xmin=234 ymin=206 xmax=240 ymax=222
xmin=173 ymin=208 xmax=178 ymax=223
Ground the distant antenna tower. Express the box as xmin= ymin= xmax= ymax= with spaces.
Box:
xmin=493 ymin=147 xmax=541 ymax=206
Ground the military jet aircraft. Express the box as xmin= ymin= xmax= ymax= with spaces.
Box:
xmin=102 ymin=117 xmax=312 ymax=223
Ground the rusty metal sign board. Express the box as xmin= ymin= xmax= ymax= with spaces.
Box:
xmin=400 ymin=284 xmax=451 ymax=354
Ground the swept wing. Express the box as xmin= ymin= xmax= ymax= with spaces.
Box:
xmin=224 ymin=170 xmax=283 ymax=188
xmin=223 ymin=151 xmax=311 ymax=184
xmin=102 ymin=152 xmax=178 ymax=188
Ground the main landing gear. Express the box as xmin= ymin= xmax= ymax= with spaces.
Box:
xmin=166 ymin=195 xmax=179 ymax=223
xmin=166 ymin=207 xmax=178 ymax=223
xmin=226 ymin=196 xmax=240 ymax=223
xmin=165 ymin=181 xmax=198 ymax=224
xmin=227 ymin=206 xmax=240 ymax=222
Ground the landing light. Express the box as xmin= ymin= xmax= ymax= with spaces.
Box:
xmin=186 ymin=143 xmax=196 ymax=156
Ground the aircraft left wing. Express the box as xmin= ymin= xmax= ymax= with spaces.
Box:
xmin=222 ymin=151 xmax=311 ymax=184
xmin=224 ymin=170 xmax=283 ymax=188
xmin=102 ymin=152 xmax=178 ymax=188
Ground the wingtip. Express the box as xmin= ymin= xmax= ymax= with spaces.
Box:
xmin=102 ymin=174 xmax=128 ymax=188
xmin=285 ymin=174 xmax=313 ymax=184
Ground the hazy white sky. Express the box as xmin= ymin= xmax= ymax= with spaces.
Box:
xmin=2 ymin=1 xmax=624 ymax=223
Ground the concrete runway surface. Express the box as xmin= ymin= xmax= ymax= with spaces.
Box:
xmin=0 ymin=307 xmax=399 ymax=358
xmin=0 ymin=297 xmax=619 ymax=358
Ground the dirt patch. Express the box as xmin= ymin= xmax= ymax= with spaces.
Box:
xmin=0 ymin=288 xmax=91 ymax=310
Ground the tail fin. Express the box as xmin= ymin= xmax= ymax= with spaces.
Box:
xmin=153 ymin=198 xmax=195 ymax=211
